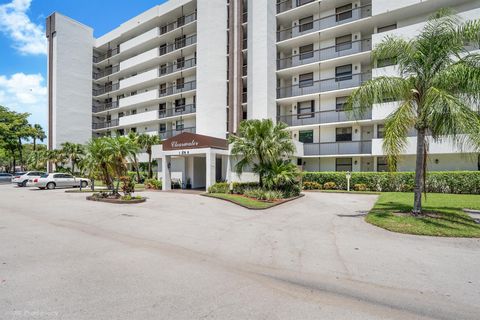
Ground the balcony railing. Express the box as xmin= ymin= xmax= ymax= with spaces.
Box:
xmin=92 ymin=119 xmax=119 ymax=130
xmin=303 ymin=140 xmax=372 ymax=156
xmin=159 ymin=12 xmax=197 ymax=35
xmin=242 ymin=11 xmax=248 ymax=23
xmin=93 ymin=47 xmax=120 ymax=64
xmin=159 ymin=80 xmax=196 ymax=98
xmin=92 ymin=101 xmax=119 ymax=113
xmin=159 ymin=126 xmax=196 ymax=140
xmin=159 ymin=104 xmax=196 ymax=119
xmin=93 ymin=65 xmax=120 ymax=80
xmin=93 ymin=83 xmax=120 ymax=96
xmin=277 ymin=5 xmax=372 ymax=42
xmin=277 ymin=38 xmax=372 ymax=70
xmin=278 ymin=108 xmax=372 ymax=127
xmin=159 ymin=58 xmax=196 ymax=77
xmin=159 ymin=34 xmax=197 ymax=56
xmin=276 ymin=0 xmax=315 ymax=14
xmin=277 ymin=72 xmax=371 ymax=99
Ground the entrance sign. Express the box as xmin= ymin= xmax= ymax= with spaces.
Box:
xmin=163 ymin=132 xmax=228 ymax=151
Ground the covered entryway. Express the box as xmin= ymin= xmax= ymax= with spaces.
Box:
xmin=157 ymin=132 xmax=230 ymax=191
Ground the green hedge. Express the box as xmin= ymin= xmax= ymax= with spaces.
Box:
xmin=302 ymin=171 xmax=480 ymax=194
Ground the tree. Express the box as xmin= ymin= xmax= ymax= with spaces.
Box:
xmin=139 ymin=134 xmax=161 ymax=179
xmin=345 ymin=9 xmax=480 ymax=215
xmin=105 ymin=136 xmax=138 ymax=194
xmin=126 ymin=132 xmax=142 ymax=182
xmin=61 ymin=142 xmax=85 ymax=174
xmin=31 ymin=124 xmax=46 ymax=151
xmin=229 ymin=119 xmax=296 ymax=187
xmin=0 ymin=106 xmax=31 ymax=171
xmin=83 ymin=138 xmax=113 ymax=189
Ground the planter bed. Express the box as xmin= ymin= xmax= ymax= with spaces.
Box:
xmin=202 ymin=193 xmax=304 ymax=210
xmin=86 ymin=195 xmax=146 ymax=204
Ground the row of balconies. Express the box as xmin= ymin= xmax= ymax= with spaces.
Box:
xmin=277 ymin=4 xmax=372 ymax=42
xmin=277 ymin=72 xmax=372 ymax=99
xmin=278 ymin=108 xmax=372 ymax=127
xmin=159 ymin=126 xmax=196 ymax=140
xmin=303 ymin=140 xmax=372 ymax=156
xmin=93 ymin=12 xmax=197 ymax=64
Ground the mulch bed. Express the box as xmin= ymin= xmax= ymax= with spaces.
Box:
xmin=86 ymin=196 xmax=146 ymax=204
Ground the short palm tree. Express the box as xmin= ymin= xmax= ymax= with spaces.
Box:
xmin=126 ymin=132 xmax=142 ymax=182
xmin=84 ymin=138 xmax=113 ymax=189
xmin=346 ymin=9 xmax=480 ymax=215
xmin=139 ymin=134 xmax=161 ymax=179
xmin=229 ymin=119 xmax=296 ymax=187
xmin=61 ymin=142 xmax=85 ymax=174
xmin=105 ymin=136 xmax=138 ymax=193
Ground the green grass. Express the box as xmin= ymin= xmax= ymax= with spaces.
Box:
xmin=204 ymin=193 xmax=278 ymax=209
xmin=367 ymin=192 xmax=480 ymax=238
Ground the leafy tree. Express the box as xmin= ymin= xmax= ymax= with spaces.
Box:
xmin=105 ymin=136 xmax=139 ymax=194
xmin=346 ymin=9 xmax=480 ymax=215
xmin=139 ymin=134 xmax=161 ymax=179
xmin=61 ymin=142 xmax=85 ymax=174
xmin=126 ymin=131 xmax=142 ymax=182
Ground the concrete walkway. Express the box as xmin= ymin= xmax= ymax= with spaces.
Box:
xmin=0 ymin=186 xmax=479 ymax=319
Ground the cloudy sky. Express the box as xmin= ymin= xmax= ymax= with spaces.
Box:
xmin=0 ymin=0 xmax=167 ymax=135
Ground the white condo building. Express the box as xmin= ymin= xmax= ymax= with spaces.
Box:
xmin=46 ymin=0 xmax=480 ymax=190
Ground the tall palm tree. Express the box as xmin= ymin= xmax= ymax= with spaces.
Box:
xmin=61 ymin=142 xmax=85 ymax=174
xmin=345 ymin=9 xmax=480 ymax=215
xmin=139 ymin=134 xmax=161 ymax=179
xmin=229 ymin=119 xmax=295 ymax=187
xmin=126 ymin=132 xmax=142 ymax=182
xmin=31 ymin=124 xmax=46 ymax=151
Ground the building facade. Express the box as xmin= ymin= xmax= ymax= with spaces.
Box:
xmin=46 ymin=0 xmax=480 ymax=189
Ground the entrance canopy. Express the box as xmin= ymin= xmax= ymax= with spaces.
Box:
xmin=162 ymin=132 xmax=228 ymax=151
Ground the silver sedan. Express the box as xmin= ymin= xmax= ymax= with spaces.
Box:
xmin=29 ymin=173 xmax=90 ymax=190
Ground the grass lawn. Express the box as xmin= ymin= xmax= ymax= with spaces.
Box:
xmin=204 ymin=193 xmax=279 ymax=210
xmin=367 ymin=192 xmax=480 ymax=238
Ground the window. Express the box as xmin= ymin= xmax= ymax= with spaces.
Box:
xmin=53 ymin=174 xmax=62 ymax=179
xmin=336 ymin=4 xmax=353 ymax=22
xmin=297 ymin=0 xmax=314 ymax=6
xmin=160 ymin=43 xmax=167 ymax=55
xmin=177 ymin=16 xmax=185 ymax=27
xmin=335 ymin=64 xmax=352 ymax=81
xmin=377 ymin=157 xmax=388 ymax=172
xmin=159 ymin=123 xmax=166 ymax=132
xmin=336 ymin=96 xmax=348 ymax=111
xmin=299 ymin=72 xmax=314 ymax=88
xmin=335 ymin=34 xmax=352 ymax=52
xmin=336 ymin=127 xmax=352 ymax=141
xmin=176 ymin=120 xmax=184 ymax=130
xmin=377 ymin=125 xmax=385 ymax=138
xmin=160 ymin=25 xmax=168 ymax=34
xmin=336 ymin=158 xmax=352 ymax=172
xmin=378 ymin=23 xmax=397 ymax=33
xmin=176 ymin=78 xmax=184 ymax=90
xmin=130 ymin=91 xmax=137 ymax=96
xmin=131 ymin=109 xmax=137 ymax=115
xmin=299 ymin=130 xmax=314 ymax=143
xmin=159 ymin=103 xmax=166 ymax=112
xmin=131 ymin=128 xmax=137 ymax=133
xmin=160 ymin=83 xmax=167 ymax=94
xmin=160 ymin=64 xmax=167 ymax=75
xmin=118 ymin=112 xmax=124 ymax=118
xmin=298 ymin=100 xmax=314 ymax=118
xmin=299 ymin=44 xmax=314 ymax=60
xmin=175 ymin=98 xmax=186 ymax=112
xmin=299 ymin=16 xmax=314 ymax=33
xmin=175 ymin=35 xmax=186 ymax=49
xmin=177 ymin=57 xmax=185 ymax=69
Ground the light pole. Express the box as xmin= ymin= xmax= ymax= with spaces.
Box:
xmin=346 ymin=171 xmax=351 ymax=192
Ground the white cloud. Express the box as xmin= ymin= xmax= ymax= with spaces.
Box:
xmin=0 ymin=72 xmax=47 ymax=128
xmin=0 ymin=0 xmax=47 ymax=55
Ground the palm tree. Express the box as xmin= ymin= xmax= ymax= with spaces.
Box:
xmin=31 ymin=124 xmax=46 ymax=151
xmin=105 ymin=136 xmax=138 ymax=193
xmin=84 ymin=138 xmax=114 ymax=189
xmin=345 ymin=9 xmax=480 ymax=215
xmin=47 ymin=149 xmax=66 ymax=170
xmin=139 ymin=134 xmax=161 ymax=179
xmin=126 ymin=132 xmax=142 ymax=182
xmin=61 ymin=142 xmax=85 ymax=174
xmin=229 ymin=119 xmax=296 ymax=187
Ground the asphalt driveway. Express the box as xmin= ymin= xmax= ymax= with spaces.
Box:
xmin=0 ymin=185 xmax=479 ymax=319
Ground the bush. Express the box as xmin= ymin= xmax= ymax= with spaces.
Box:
xmin=120 ymin=176 xmax=135 ymax=196
xmin=121 ymin=195 xmax=142 ymax=201
xmin=303 ymin=181 xmax=322 ymax=190
xmin=244 ymin=188 xmax=267 ymax=200
xmin=303 ymin=171 xmax=480 ymax=194
xmin=264 ymin=190 xmax=284 ymax=201
xmin=323 ymin=182 xmax=337 ymax=190
xmin=353 ymin=183 xmax=368 ymax=192
xmin=208 ymin=182 xmax=230 ymax=194
xmin=144 ymin=178 xmax=162 ymax=190
xmin=232 ymin=182 xmax=260 ymax=194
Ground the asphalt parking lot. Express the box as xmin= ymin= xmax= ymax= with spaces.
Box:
xmin=0 ymin=185 xmax=479 ymax=319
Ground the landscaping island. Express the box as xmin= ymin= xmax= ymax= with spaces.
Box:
xmin=86 ymin=193 xmax=146 ymax=204
xmin=203 ymin=192 xmax=303 ymax=210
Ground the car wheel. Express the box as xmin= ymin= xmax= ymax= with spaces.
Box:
xmin=81 ymin=181 xmax=88 ymax=188
xmin=46 ymin=182 xmax=55 ymax=190
xmin=39 ymin=187 xmax=45 ymax=190
xmin=21 ymin=180 xmax=27 ymax=187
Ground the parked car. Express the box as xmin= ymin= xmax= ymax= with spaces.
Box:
xmin=12 ymin=171 xmax=45 ymax=187
xmin=0 ymin=173 xmax=12 ymax=184
xmin=30 ymin=173 xmax=90 ymax=190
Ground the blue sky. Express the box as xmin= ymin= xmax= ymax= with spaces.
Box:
xmin=0 ymin=0 xmax=167 ymax=133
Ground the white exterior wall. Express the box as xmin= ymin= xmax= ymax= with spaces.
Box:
xmin=51 ymin=13 xmax=93 ymax=148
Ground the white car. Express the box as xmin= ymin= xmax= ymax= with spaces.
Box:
xmin=30 ymin=173 xmax=90 ymax=190
xmin=12 ymin=171 xmax=45 ymax=187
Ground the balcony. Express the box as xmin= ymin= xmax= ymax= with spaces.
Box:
xmin=120 ymin=27 xmax=159 ymax=53
xmin=93 ymin=83 xmax=119 ymax=96
xmin=92 ymin=119 xmax=119 ymax=130
xmin=119 ymin=89 xmax=159 ymax=108
xmin=277 ymin=39 xmax=371 ymax=70
xmin=278 ymin=108 xmax=372 ymax=127
xmin=159 ymin=104 xmax=196 ymax=119
xmin=276 ymin=0 xmax=315 ymax=14
xmin=160 ymin=34 xmax=197 ymax=57
xmin=92 ymin=101 xmax=119 ymax=113
xmin=159 ymin=12 xmax=197 ymax=35
xmin=277 ymin=5 xmax=372 ymax=42
xmin=93 ymin=47 xmax=120 ymax=64
xmin=159 ymin=126 xmax=196 ymax=140
xmin=159 ymin=80 xmax=196 ymax=98
xmin=119 ymin=110 xmax=158 ymax=127
xmin=93 ymin=65 xmax=120 ymax=80
xmin=242 ymin=92 xmax=247 ymax=103
xmin=159 ymin=57 xmax=196 ymax=77
xmin=277 ymin=72 xmax=371 ymax=99
xmin=303 ymin=140 xmax=372 ymax=156
xmin=242 ymin=65 xmax=247 ymax=76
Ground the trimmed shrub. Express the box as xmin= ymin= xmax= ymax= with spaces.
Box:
xmin=264 ymin=190 xmax=284 ymax=201
xmin=303 ymin=171 xmax=480 ymax=194
xmin=232 ymin=182 xmax=260 ymax=194
xmin=244 ymin=188 xmax=267 ymax=200
xmin=303 ymin=181 xmax=322 ymax=190
xmin=144 ymin=179 xmax=162 ymax=190
xmin=208 ymin=182 xmax=230 ymax=194
xmin=323 ymin=182 xmax=337 ymax=190
xmin=353 ymin=183 xmax=368 ymax=192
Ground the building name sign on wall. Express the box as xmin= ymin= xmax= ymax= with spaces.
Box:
xmin=171 ymin=140 xmax=199 ymax=149
xmin=163 ymin=132 xmax=229 ymax=151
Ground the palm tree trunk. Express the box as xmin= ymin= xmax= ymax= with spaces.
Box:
xmin=133 ymin=156 xmax=141 ymax=183
xmin=18 ymin=137 xmax=23 ymax=170
xmin=413 ymin=128 xmax=426 ymax=215
xmin=33 ymin=137 xmax=37 ymax=151
xmin=148 ymin=152 xmax=152 ymax=179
